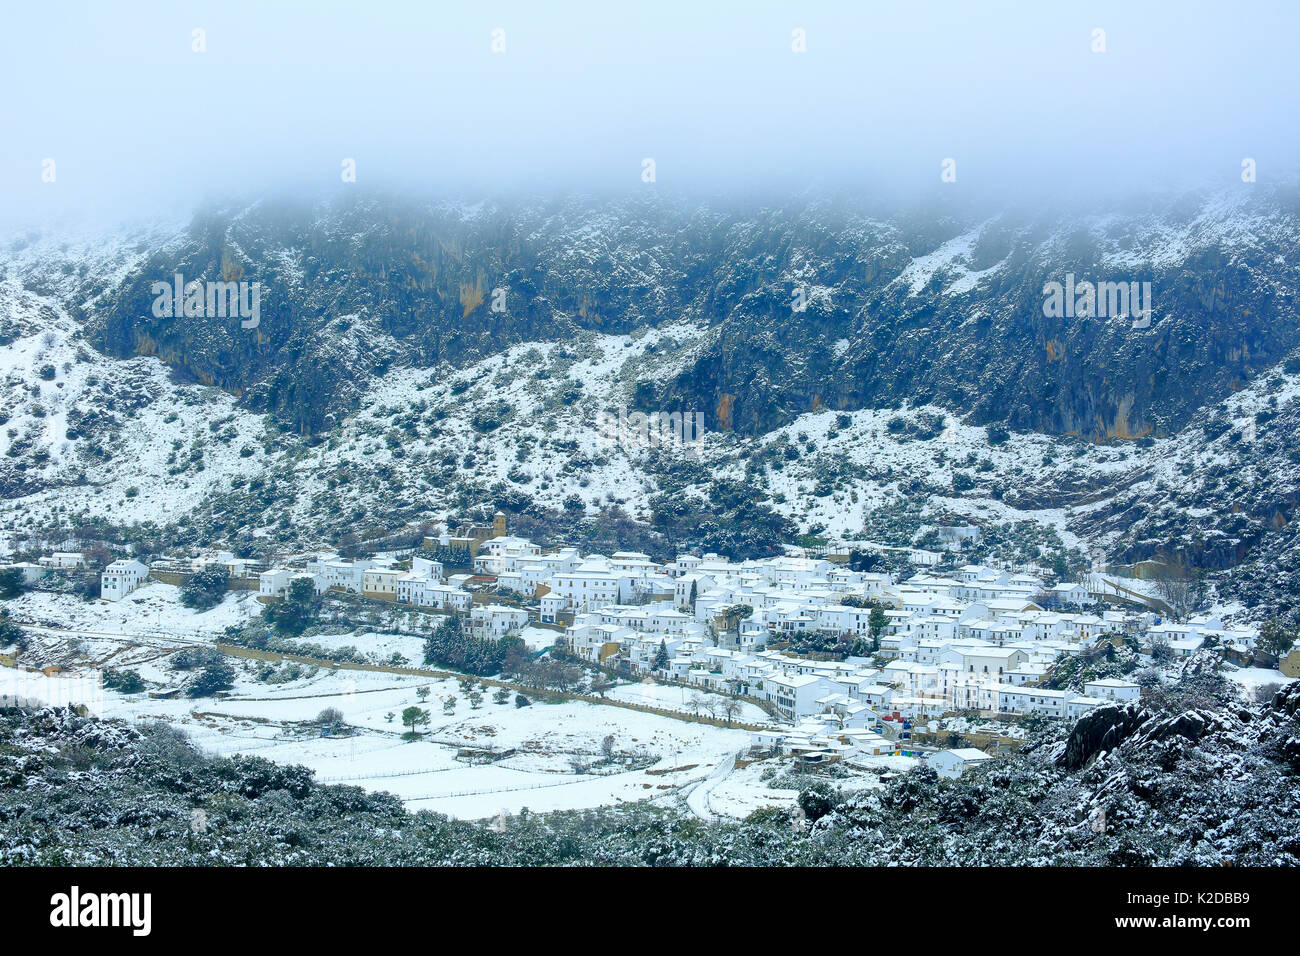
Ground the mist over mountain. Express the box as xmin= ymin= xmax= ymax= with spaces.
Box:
xmin=5 ymin=3 xmax=1300 ymax=895
xmin=4 ymin=181 xmax=1300 ymax=617
xmin=17 ymin=183 xmax=1298 ymax=443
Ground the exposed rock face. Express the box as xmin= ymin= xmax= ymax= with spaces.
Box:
xmin=65 ymin=188 xmax=1300 ymax=438
xmin=1267 ymin=682 xmax=1300 ymax=770
xmin=1057 ymin=701 xmax=1151 ymax=771
xmin=7 ymin=187 xmax=1300 ymax=607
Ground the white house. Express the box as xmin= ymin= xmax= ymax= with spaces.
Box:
xmin=259 ymin=568 xmax=295 ymax=597
xmin=316 ymin=558 xmax=373 ymax=593
xmin=361 ymin=567 xmax=402 ymax=601
xmin=101 ymin=559 xmax=149 ymax=601
xmin=539 ymin=593 xmax=567 ymax=623
xmin=548 ymin=561 xmax=633 ymax=612
xmin=2 ymin=562 xmax=44 ymax=584
xmin=411 ymin=556 xmax=444 ymax=581
xmin=567 ymin=623 xmax=634 ymax=664
xmin=1066 ymin=695 xmax=1107 ymax=719
xmin=40 ymin=552 xmax=86 ymax=570
xmin=473 ymin=536 xmax=542 ymax=576
xmin=767 ymin=673 xmax=840 ymax=721
xmin=1048 ymin=582 xmax=1090 ymax=605
xmin=1083 ymin=678 xmax=1141 ymax=702
xmin=424 ymin=584 xmax=472 ymax=612
xmin=395 ymin=571 xmax=431 ymax=605
xmin=927 ymin=747 xmax=994 ymax=778
xmin=994 ymin=684 xmax=1070 ymax=718
xmin=940 ymin=645 xmax=1028 ymax=678
xmin=674 ymin=572 xmax=715 ymax=609
xmin=1168 ymin=636 xmax=1205 ymax=657
xmin=194 ymin=550 xmax=255 ymax=578
xmin=470 ymin=604 xmax=528 ymax=640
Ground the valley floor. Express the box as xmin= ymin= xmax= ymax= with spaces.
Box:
xmin=2 ymin=583 xmax=900 ymax=820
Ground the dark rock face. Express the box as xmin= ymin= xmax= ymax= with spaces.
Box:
xmin=1267 ymin=683 xmax=1300 ymax=770
xmin=1058 ymin=701 xmax=1151 ymax=770
xmin=80 ymin=188 xmax=1300 ymax=438
xmin=1274 ymin=681 xmax=1300 ymax=721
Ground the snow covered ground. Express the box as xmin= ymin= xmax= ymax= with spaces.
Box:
xmin=1223 ymin=664 xmax=1294 ymax=693
xmin=7 ymin=582 xmax=262 ymax=639
xmin=99 ymin=667 xmax=751 ymax=820
xmin=2 ymin=585 xmax=762 ymax=820
xmin=606 ymin=679 xmax=771 ymax=724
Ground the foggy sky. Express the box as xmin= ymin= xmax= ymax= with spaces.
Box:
xmin=2 ymin=0 xmax=1297 ymax=227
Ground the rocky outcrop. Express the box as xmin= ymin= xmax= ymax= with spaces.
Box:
xmin=58 ymin=187 xmax=1300 ymax=438
xmin=1057 ymin=701 xmax=1151 ymax=770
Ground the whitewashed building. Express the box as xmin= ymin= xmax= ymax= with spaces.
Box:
xmin=1084 ymin=678 xmax=1141 ymax=702
xmin=101 ymin=559 xmax=149 ymax=601
xmin=470 ymin=604 xmax=528 ymax=640
xmin=259 ymin=568 xmax=296 ymax=597
xmin=927 ymin=747 xmax=994 ymax=778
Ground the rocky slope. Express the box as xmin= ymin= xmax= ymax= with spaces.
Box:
xmin=13 ymin=187 xmax=1296 ymax=440
xmin=3 ymin=187 xmax=1300 ymax=618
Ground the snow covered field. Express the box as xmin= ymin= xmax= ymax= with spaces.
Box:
xmin=101 ymin=668 xmax=752 ymax=819
xmin=7 ymin=582 xmax=262 ymax=639
xmin=606 ymin=679 xmax=771 ymax=724
xmin=1223 ymin=664 xmax=1295 ymax=693
xmin=3 ymin=585 xmax=768 ymax=820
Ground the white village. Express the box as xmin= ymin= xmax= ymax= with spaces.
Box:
xmin=3 ymin=511 xmax=1291 ymax=818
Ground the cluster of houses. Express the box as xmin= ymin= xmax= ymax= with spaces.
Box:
xmin=257 ymin=554 xmax=474 ymax=612
xmin=2 ymin=551 xmax=153 ymax=602
xmin=741 ymin=672 xmax=1148 ymax=775
xmin=1 ymin=551 xmax=89 ymax=586
xmin=551 ymin=552 xmax=1236 ymax=726
xmin=5 ymin=521 xmax=1283 ymax=714
xmin=6 ymin=521 xmax=1296 ymax=783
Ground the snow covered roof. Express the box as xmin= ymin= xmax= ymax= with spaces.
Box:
xmin=943 ymin=748 xmax=994 ymax=762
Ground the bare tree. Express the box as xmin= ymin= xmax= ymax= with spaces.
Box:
xmin=315 ymin=707 xmax=345 ymax=732
xmin=1153 ymin=563 xmax=1198 ymax=621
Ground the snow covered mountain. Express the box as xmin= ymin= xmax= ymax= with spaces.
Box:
xmin=3 ymin=185 xmax=1300 ymax=618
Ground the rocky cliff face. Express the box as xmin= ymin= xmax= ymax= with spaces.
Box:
xmin=71 ymin=187 xmax=1300 ymax=439
xmin=5 ymin=186 xmax=1300 ymax=614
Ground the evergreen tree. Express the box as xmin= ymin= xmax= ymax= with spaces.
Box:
xmin=1258 ymin=619 xmax=1297 ymax=667
xmin=187 ymin=658 xmax=236 ymax=697
xmin=181 ymin=566 xmax=230 ymax=610
xmin=868 ymin=606 xmax=887 ymax=649
xmin=265 ymin=577 xmax=320 ymax=635
xmin=0 ymin=567 xmax=28 ymax=600
xmin=401 ymin=706 xmax=430 ymax=734
xmin=103 ymin=668 xmax=146 ymax=694
xmin=0 ymin=609 xmax=27 ymax=652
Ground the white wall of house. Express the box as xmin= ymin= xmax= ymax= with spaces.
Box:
xmin=259 ymin=568 xmax=293 ymax=597
xmin=927 ymin=748 xmax=993 ymax=778
xmin=101 ymin=560 xmax=148 ymax=601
